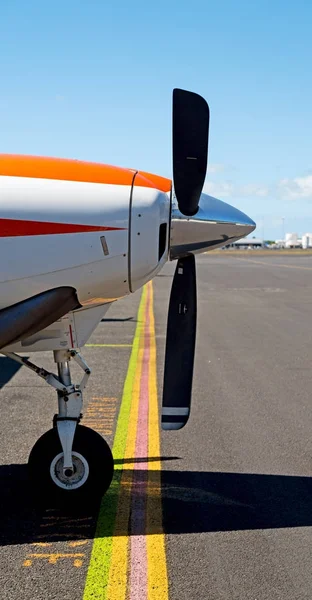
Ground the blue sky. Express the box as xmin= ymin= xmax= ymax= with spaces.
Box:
xmin=1 ymin=0 xmax=311 ymax=239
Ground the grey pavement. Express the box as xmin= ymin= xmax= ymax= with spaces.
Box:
xmin=1 ymin=254 xmax=312 ymax=599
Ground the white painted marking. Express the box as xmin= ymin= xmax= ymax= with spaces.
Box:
xmin=162 ymin=407 xmax=189 ymax=416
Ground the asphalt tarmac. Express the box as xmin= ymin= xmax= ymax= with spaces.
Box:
xmin=1 ymin=253 xmax=312 ymax=599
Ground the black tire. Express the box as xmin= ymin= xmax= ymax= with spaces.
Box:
xmin=28 ymin=425 xmax=114 ymax=508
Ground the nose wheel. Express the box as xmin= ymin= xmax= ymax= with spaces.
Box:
xmin=28 ymin=425 xmax=114 ymax=506
xmin=3 ymin=349 xmax=115 ymax=507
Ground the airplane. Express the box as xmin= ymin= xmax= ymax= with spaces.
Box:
xmin=0 ymin=89 xmax=255 ymax=505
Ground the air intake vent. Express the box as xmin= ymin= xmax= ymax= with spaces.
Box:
xmin=158 ymin=223 xmax=167 ymax=261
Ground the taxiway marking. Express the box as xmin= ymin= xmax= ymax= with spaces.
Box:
xmin=86 ymin=344 xmax=133 ymax=347
xmin=23 ymin=553 xmax=84 ymax=567
xmin=23 ymin=397 xmax=118 ymax=569
xmin=146 ymin=282 xmax=168 ymax=599
xmin=83 ymin=397 xmax=118 ymax=437
xmin=83 ymin=282 xmax=168 ymax=600
xmin=233 ymin=257 xmax=312 ymax=271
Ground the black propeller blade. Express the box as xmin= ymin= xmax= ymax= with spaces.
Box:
xmin=161 ymin=255 xmax=196 ymax=430
xmin=162 ymin=89 xmax=210 ymax=430
xmin=172 ymin=88 xmax=209 ymax=216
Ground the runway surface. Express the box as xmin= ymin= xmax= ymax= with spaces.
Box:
xmin=1 ymin=253 xmax=312 ymax=599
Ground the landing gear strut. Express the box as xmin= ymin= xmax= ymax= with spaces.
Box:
xmin=3 ymin=349 xmax=114 ymax=506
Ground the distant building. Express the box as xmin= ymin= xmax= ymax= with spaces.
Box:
xmin=285 ymin=233 xmax=300 ymax=248
xmin=302 ymin=233 xmax=312 ymax=248
xmin=225 ymin=238 xmax=264 ymax=249
xmin=274 ymin=232 xmax=312 ymax=249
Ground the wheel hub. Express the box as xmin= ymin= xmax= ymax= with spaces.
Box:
xmin=50 ymin=451 xmax=89 ymax=490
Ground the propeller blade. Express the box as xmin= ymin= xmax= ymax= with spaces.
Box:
xmin=173 ymin=88 xmax=209 ymax=216
xmin=162 ymin=255 xmax=197 ymax=430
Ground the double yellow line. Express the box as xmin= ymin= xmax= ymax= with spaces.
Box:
xmin=83 ymin=283 xmax=168 ymax=600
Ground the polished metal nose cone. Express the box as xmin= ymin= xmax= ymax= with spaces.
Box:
xmin=170 ymin=193 xmax=256 ymax=259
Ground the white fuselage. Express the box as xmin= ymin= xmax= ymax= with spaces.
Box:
xmin=0 ymin=174 xmax=171 ymax=310
xmin=0 ymin=155 xmax=255 ymax=352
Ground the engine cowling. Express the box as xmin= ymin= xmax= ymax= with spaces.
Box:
xmin=129 ymin=172 xmax=171 ymax=292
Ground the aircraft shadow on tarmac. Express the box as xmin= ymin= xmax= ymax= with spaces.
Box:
xmin=0 ymin=356 xmax=24 ymax=388
xmin=1 ymin=460 xmax=312 ymax=546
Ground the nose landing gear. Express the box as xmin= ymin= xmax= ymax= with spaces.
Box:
xmin=3 ymin=348 xmax=114 ymax=506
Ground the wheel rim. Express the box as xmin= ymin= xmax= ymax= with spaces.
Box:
xmin=50 ymin=451 xmax=90 ymax=490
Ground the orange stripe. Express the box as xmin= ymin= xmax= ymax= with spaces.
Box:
xmin=0 ymin=155 xmax=134 ymax=186
xmin=138 ymin=171 xmax=172 ymax=193
xmin=0 ymin=155 xmax=172 ymax=191
xmin=0 ymin=218 xmax=126 ymax=237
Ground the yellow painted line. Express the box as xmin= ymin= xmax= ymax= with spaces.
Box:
xmin=83 ymin=423 xmax=114 ymax=428
xmin=105 ymin=319 xmax=144 ymax=600
xmin=86 ymin=418 xmax=114 ymax=422
xmin=84 ymin=418 xmax=115 ymax=422
xmin=86 ymin=420 xmax=114 ymax=424
xmin=86 ymin=408 xmax=116 ymax=412
xmin=232 ymin=256 xmax=312 ymax=271
xmin=86 ymin=409 xmax=116 ymax=412
xmin=39 ymin=517 xmax=91 ymax=524
xmin=85 ymin=415 xmax=115 ymax=418
xmin=84 ymin=413 xmax=115 ymax=416
xmin=91 ymin=397 xmax=117 ymax=400
xmin=32 ymin=543 xmax=52 ymax=547
xmin=147 ymin=282 xmax=169 ymax=600
xmin=85 ymin=424 xmax=115 ymax=428
xmin=85 ymin=416 xmax=115 ymax=419
xmin=74 ymin=559 xmax=84 ymax=568
xmin=42 ymin=516 xmax=92 ymax=521
xmin=28 ymin=552 xmax=84 ymax=565
xmin=83 ymin=283 xmax=169 ymax=599
xmin=36 ymin=534 xmax=88 ymax=540
xmin=84 ymin=416 xmax=115 ymax=420
xmin=86 ymin=344 xmax=132 ymax=347
xmin=84 ymin=423 xmax=115 ymax=427
xmin=24 ymin=553 xmax=84 ymax=566
xmin=83 ymin=286 xmax=148 ymax=600
xmin=84 ymin=421 xmax=115 ymax=424
xmin=68 ymin=541 xmax=89 ymax=548
xmin=39 ymin=524 xmax=90 ymax=530
xmin=84 ymin=428 xmax=113 ymax=432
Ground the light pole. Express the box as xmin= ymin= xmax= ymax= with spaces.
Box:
xmin=282 ymin=216 xmax=285 ymax=243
